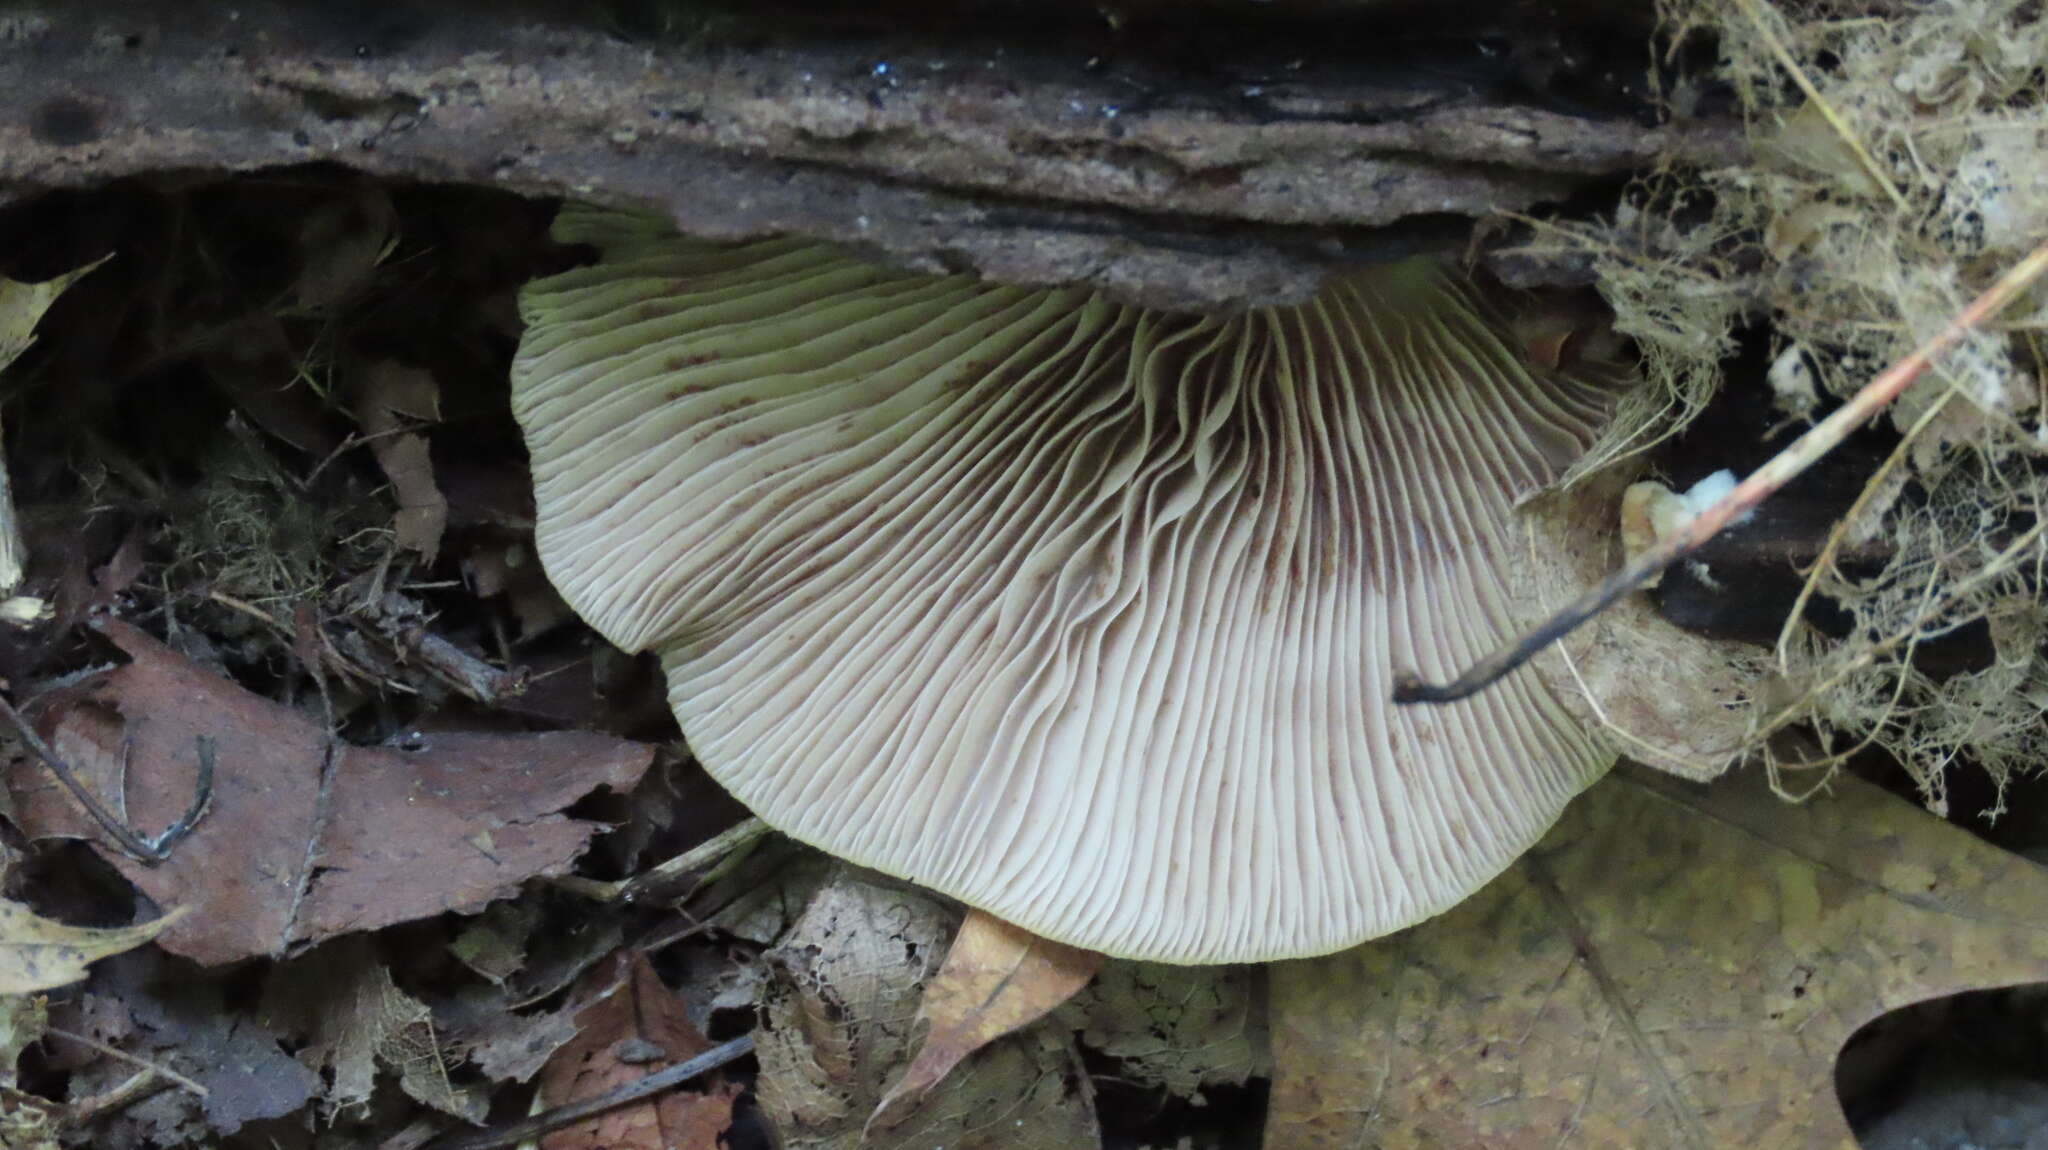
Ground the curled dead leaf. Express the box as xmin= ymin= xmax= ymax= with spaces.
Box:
xmin=350 ymin=358 xmax=449 ymax=560
xmin=872 ymin=909 xmax=1102 ymax=1129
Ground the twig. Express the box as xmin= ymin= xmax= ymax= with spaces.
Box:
xmin=368 ymin=591 xmax=525 ymax=704
xmin=555 ymin=817 xmax=771 ymax=903
xmin=420 ymin=1034 xmax=755 ymax=1150
xmin=1771 ymin=390 xmax=1953 ymax=671
xmin=205 ymin=589 xmax=285 ymax=631
xmin=280 ymin=741 xmax=341 ymax=956
xmin=0 ymin=692 xmax=216 ymax=864
xmin=158 ymin=736 xmax=216 ymax=854
xmin=46 ymin=1026 xmax=210 ymax=1098
xmin=61 ymin=1068 xmax=173 ymax=1125
xmin=1730 ymin=0 xmax=1909 ymax=212
xmin=1395 ymin=237 xmax=2048 ymax=705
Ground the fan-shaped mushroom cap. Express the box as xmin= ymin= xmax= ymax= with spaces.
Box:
xmin=513 ymin=207 xmax=1619 ymax=963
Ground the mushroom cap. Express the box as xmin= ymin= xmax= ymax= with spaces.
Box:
xmin=513 ymin=206 xmax=1617 ymax=963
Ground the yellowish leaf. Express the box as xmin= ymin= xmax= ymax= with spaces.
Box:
xmin=872 ymin=908 xmax=1103 ymax=1127
xmin=1267 ymin=764 xmax=2048 ymax=1149
xmin=0 ymin=900 xmax=184 ymax=995
xmin=0 ymin=255 xmax=111 ymax=374
xmin=0 ymin=1085 xmax=60 ymax=1150
xmin=0 ymin=994 xmax=46 ymax=1088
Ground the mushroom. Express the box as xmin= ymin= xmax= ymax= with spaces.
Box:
xmin=511 ymin=206 xmax=1625 ymax=963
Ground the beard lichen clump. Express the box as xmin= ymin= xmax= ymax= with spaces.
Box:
xmin=1559 ymin=0 xmax=2048 ymax=813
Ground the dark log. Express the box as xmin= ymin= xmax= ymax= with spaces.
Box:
xmin=0 ymin=0 xmax=1742 ymax=310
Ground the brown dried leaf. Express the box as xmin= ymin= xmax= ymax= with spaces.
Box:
xmin=1266 ymin=765 xmax=2048 ymax=1149
xmin=1516 ymin=468 xmax=1761 ymax=780
xmin=91 ymin=528 xmax=147 ymax=601
xmin=352 ymin=358 xmax=448 ymax=560
xmin=261 ymin=937 xmax=482 ymax=1121
xmin=199 ymin=315 xmax=339 ymax=455
xmin=4 ymin=619 xmax=653 ymax=965
xmin=291 ymin=180 xmax=397 ymax=311
xmin=442 ymin=985 xmax=584 ymax=1085
xmin=873 ymin=909 xmax=1101 ymax=1126
xmin=754 ymin=874 xmax=1100 ymax=1150
xmin=537 ymin=950 xmax=739 ymax=1150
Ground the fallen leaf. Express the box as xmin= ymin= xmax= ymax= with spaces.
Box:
xmin=0 ymin=256 xmax=109 ymax=372
xmin=38 ymin=985 xmax=131 ymax=1075
xmin=1055 ymin=961 xmax=1267 ymax=1097
xmin=441 ymin=984 xmax=584 ymax=1085
xmin=874 ymin=908 xmax=1102 ymax=1125
xmin=0 ymin=994 xmax=46 ymax=1087
xmin=448 ymin=900 xmax=542 ymax=987
xmin=0 ymin=255 xmax=110 ymax=594
xmin=4 ymin=619 xmax=653 ymax=965
xmin=290 ymin=179 xmax=397 ymax=311
xmin=0 ymin=901 xmax=183 ymax=994
xmin=261 ymin=937 xmax=483 ymax=1121
xmin=754 ymin=873 xmax=1100 ymax=1150
xmin=90 ymin=527 xmax=148 ymax=602
xmin=0 ymin=1088 xmax=58 ymax=1150
xmin=536 ymin=950 xmax=740 ymax=1150
xmin=1267 ymin=763 xmax=2048 ymax=1149
xmin=351 ymin=358 xmax=448 ymax=560
xmin=199 ymin=315 xmax=341 ymax=455
xmin=69 ymin=947 xmax=321 ymax=1139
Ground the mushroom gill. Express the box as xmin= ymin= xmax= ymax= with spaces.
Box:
xmin=513 ymin=205 xmax=1619 ymax=963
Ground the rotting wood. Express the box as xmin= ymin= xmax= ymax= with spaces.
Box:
xmin=0 ymin=0 xmax=1742 ymax=311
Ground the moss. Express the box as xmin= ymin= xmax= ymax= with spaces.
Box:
xmin=1553 ymin=0 xmax=2048 ymax=807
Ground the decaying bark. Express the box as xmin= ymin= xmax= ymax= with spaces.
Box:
xmin=0 ymin=0 xmax=1742 ymax=309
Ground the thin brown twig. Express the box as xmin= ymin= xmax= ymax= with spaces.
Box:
xmin=0 ymin=692 xmax=161 ymax=862
xmin=205 ymin=589 xmax=285 ymax=631
xmin=1771 ymin=390 xmax=1953 ymax=671
xmin=1730 ymin=0 xmax=1909 ymax=212
xmin=45 ymin=1026 xmax=210 ymax=1098
xmin=1395 ymin=237 xmax=2048 ymax=705
xmin=420 ymin=1034 xmax=754 ymax=1150
xmin=0 ymin=687 xmax=216 ymax=864
xmin=61 ymin=1068 xmax=173 ymax=1125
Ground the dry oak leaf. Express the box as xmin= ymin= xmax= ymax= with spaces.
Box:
xmin=259 ymin=935 xmax=481 ymax=1121
xmin=1267 ymin=763 xmax=2048 ymax=1150
xmin=0 ymin=901 xmax=183 ymax=995
xmin=351 ymin=357 xmax=449 ymax=560
xmin=4 ymin=619 xmax=653 ymax=966
xmin=755 ymin=873 xmax=1101 ymax=1150
xmin=874 ymin=908 xmax=1102 ymax=1127
xmin=537 ymin=949 xmax=740 ymax=1150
